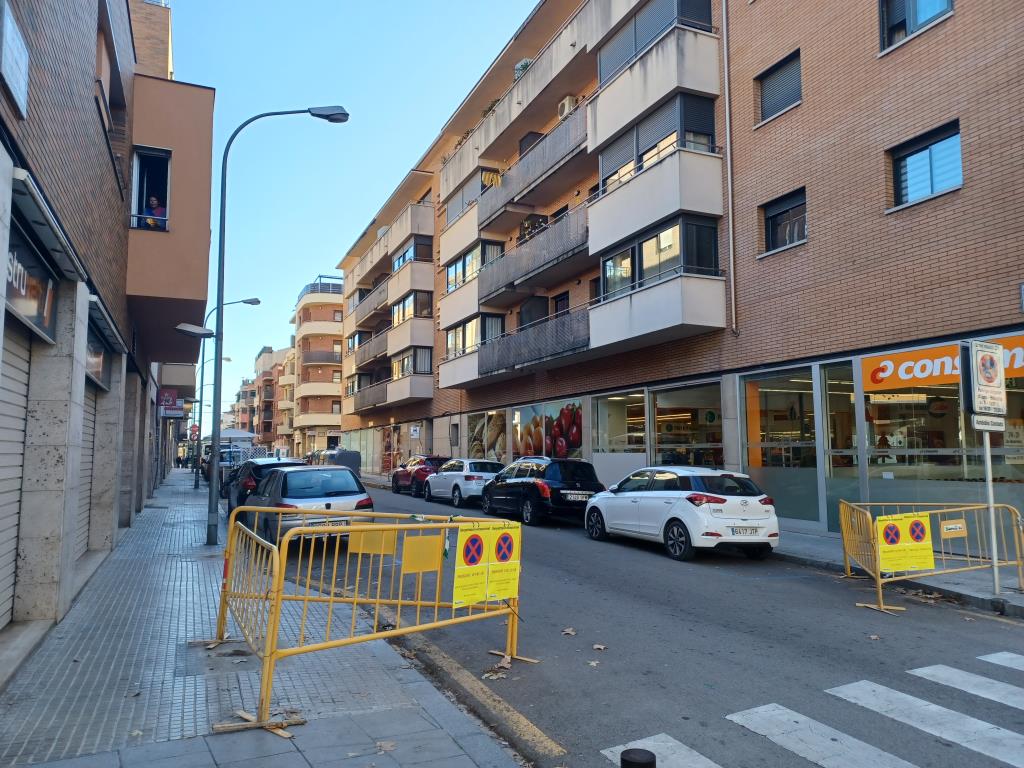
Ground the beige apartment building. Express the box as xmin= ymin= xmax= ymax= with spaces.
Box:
xmin=338 ymin=0 xmax=1023 ymax=535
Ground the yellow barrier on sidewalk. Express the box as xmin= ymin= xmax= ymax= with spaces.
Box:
xmin=211 ymin=506 xmax=525 ymax=732
xmin=839 ymin=501 xmax=1024 ymax=614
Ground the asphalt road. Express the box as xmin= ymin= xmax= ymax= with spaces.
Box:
xmin=305 ymin=487 xmax=1024 ymax=768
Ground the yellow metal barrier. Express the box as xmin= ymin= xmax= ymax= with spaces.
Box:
xmin=212 ymin=506 xmax=524 ymax=732
xmin=839 ymin=500 xmax=1024 ymax=614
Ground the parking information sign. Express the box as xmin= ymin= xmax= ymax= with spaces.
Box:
xmin=452 ymin=523 xmax=522 ymax=607
xmin=963 ymin=340 xmax=1007 ymax=418
xmin=876 ymin=513 xmax=935 ymax=573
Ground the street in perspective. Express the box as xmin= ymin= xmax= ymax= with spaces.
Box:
xmin=0 ymin=2 xmax=1021 ymax=768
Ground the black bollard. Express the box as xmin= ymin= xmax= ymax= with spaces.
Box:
xmin=621 ymin=747 xmax=656 ymax=767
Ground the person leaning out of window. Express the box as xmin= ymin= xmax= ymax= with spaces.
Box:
xmin=142 ymin=195 xmax=167 ymax=230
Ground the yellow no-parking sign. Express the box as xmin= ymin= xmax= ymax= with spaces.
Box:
xmin=876 ymin=513 xmax=935 ymax=572
xmin=452 ymin=522 xmax=522 ymax=607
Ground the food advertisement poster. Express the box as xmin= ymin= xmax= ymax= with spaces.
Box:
xmin=513 ymin=405 xmax=545 ymax=458
xmin=469 ymin=411 xmax=507 ymax=462
xmin=545 ymin=400 xmax=583 ymax=458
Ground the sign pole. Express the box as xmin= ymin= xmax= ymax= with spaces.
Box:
xmin=982 ymin=429 xmax=1000 ymax=594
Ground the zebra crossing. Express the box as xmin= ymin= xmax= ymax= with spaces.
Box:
xmin=602 ymin=651 xmax=1024 ymax=768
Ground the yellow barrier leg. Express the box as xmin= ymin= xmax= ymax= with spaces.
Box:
xmin=257 ymin=653 xmax=277 ymax=723
xmin=215 ymin=526 xmax=236 ymax=640
xmin=505 ymin=600 xmax=519 ymax=659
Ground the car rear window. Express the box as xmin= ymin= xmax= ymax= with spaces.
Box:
xmin=545 ymin=461 xmax=598 ymax=482
xmin=426 ymin=458 xmax=447 ymax=468
xmin=254 ymin=461 xmax=304 ymax=478
xmin=470 ymin=462 xmax=503 ymax=473
xmin=282 ymin=470 xmax=364 ymax=499
xmin=696 ymin=475 xmax=763 ymax=496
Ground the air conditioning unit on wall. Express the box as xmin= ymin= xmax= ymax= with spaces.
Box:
xmin=557 ymin=95 xmax=577 ymax=120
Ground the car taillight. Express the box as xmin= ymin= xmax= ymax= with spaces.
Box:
xmin=355 ymin=496 xmax=373 ymax=510
xmin=760 ymin=496 xmax=775 ymax=506
xmin=464 ymin=475 xmax=482 ymax=481
xmin=242 ymin=477 xmax=257 ymax=491
xmin=275 ymin=503 xmax=297 ymax=509
xmin=702 ymin=531 xmax=723 ymax=537
xmin=534 ymin=480 xmax=551 ymax=499
xmin=768 ymin=532 xmax=779 ymax=538
xmin=686 ymin=493 xmax=727 ymax=507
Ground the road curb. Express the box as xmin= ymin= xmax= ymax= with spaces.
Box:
xmin=773 ymin=550 xmax=1023 ymax=619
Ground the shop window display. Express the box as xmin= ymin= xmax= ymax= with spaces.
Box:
xmin=593 ymin=392 xmax=646 ymax=453
xmin=651 ymin=383 xmax=722 ymax=466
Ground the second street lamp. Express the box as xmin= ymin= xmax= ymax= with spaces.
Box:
xmin=208 ymin=106 xmax=348 ymax=546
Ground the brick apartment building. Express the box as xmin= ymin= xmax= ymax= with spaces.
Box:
xmin=334 ymin=0 xmax=1023 ymax=534
xmin=0 ymin=0 xmax=213 ymax=659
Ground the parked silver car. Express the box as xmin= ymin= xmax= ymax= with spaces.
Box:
xmin=243 ymin=465 xmax=373 ymax=544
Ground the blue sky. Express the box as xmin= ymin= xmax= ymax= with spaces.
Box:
xmin=170 ymin=0 xmax=536 ymax=423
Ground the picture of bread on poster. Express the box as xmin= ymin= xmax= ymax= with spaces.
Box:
xmin=485 ymin=411 xmax=506 ymax=460
xmin=468 ymin=413 xmax=485 ymax=459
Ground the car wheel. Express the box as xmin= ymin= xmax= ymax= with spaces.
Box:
xmin=520 ymin=497 xmax=543 ymax=526
xmin=744 ymin=545 xmax=772 ymax=561
xmin=664 ymin=519 xmax=695 ymax=561
xmin=481 ymin=492 xmax=493 ymax=515
xmin=452 ymin=486 xmax=464 ymax=509
xmin=391 ymin=475 xmax=400 ymax=494
xmin=424 ymin=483 xmax=434 ymax=502
xmin=412 ymin=479 xmax=423 ymax=498
xmin=585 ymin=508 xmax=609 ymax=541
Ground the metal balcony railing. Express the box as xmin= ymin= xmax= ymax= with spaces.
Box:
xmin=297 ymin=276 xmax=344 ymax=304
xmin=355 ymin=332 xmax=388 ymax=367
xmin=353 ymin=279 xmax=390 ymax=326
xmin=301 ymin=350 xmax=343 ymax=365
xmin=477 ymin=106 xmax=587 ymax=225
xmin=479 ymin=306 xmax=590 ymax=375
xmin=479 ymin=205 xmax=588 ymax=301
xmin=354 ymin=380 xmax=388 ymax=410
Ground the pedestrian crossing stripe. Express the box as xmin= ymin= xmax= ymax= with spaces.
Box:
xmin=979 ymin=651 xmax=1024 ymax=672
xmin=909 ymin=664 xmax=1024 ymax=711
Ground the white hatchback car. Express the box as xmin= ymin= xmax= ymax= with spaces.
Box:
xmin=424 ymin=458 xmax=505 ymax=508
xmin=584 ymin=467 xmax=779 ymax=561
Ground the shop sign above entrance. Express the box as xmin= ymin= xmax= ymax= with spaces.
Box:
xmin=7 ymin=224 xmax=57 ymax=339
xmin=862 ymin=334 xmax=1023 ymax=392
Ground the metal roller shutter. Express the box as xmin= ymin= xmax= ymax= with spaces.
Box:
xmin=0 ymin=320 xmax=31 ymax=631
xmin=75 ymin=384 xmax=98 ymax=560
xmin=600 ymin=130 xmax=636 ymax=180
xmin=598 ymin=18 xmax=635 ymax=84
xmin=635 ymin=0 xmax=675 ymax=51
xmin=759 ymin=52 xmax=802 ymax=121
xmin=637 ymin=98 xmax=680 ymax=154
xmin=683 ymin=95 xmax=716 ymax=140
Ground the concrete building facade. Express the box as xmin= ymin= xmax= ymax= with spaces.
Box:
xmin=0 ymin=0 xmax=213 ymax=656
xmin=337 ymin=0 xmax=1023 ymax=535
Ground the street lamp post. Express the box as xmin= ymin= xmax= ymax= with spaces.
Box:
xmin=192 ymin=300 xmax=257 ymax=488
xmin=208 ymin=105 xmax=349 ymax=546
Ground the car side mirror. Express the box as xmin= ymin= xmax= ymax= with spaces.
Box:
xmin=608 ymin=484 xmax=619 ymax=493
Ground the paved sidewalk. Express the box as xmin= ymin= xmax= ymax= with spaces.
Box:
xmin=0 ymin=471 xmax=520 ymax=767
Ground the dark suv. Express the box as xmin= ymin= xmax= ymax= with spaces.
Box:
xmin=391 ymin=455 xmax=450 ymax=497
xmin=480 ymin=457 xmax=604 ymax=525
xmin=223 ymin=457 xmax=306 ymax=526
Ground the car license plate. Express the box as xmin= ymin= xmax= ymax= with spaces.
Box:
xmin=562 ymin=492 xmax=591 ymax=502
xmin=731 ymin=527 xmax=759 ymax=536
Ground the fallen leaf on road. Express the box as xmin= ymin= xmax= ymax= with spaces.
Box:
xmin=377 ymin=740 xmax=396 ymax=753
xmin=963 ymin=616 xmax=975 ymax=622
xmin=562 ymin=627 xmax=576 ymax=636
xmin=129 ymin=730 xmax=143 ymax=737
xmin=592 ymin=644 xmax=607 ymax=651
xmin=232 ymin=658 xmax=247 ymax=664
xmin=482 ymin=671 xmax=508 ymax=680
xmin=588 ymin=660 xmax=600 ymax=667
xmin=868 ymin=635 xmax=881 ymax=640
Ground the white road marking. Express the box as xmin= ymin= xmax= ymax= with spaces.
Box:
xmin=600 ymin=733 xmax=723 ymax=767
xmin=980 ymin=651 xmax=1024 ymax=673
xmin=727 ymin=703 xmax=918 ymax=768
xmin=910 ymin=664 xmax=1024 ymax=711
xmin=827 ymin=680 xmax=1024 ymax=768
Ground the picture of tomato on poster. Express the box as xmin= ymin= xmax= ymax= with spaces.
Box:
xmin=513 ymin=405 xmax=545 ymax=458
xmin=545 ymin=400 xmax=583 ymax=459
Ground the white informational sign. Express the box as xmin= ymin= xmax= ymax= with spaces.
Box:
xmin=967 ymin=340 xmax=1007 ymax=416
xmin=0 ymin=1 xmax=28 ymax=118
xmin=971 ymin=414 xmax=1005 ymax=433
xmin=410 ymin=425 xmax=421 ymax=439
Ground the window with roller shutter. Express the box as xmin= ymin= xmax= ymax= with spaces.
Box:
xmin=880 ymin=0 xmax=953 ymax=49
xmin=757 ymin=51 xmax=801 ymax=123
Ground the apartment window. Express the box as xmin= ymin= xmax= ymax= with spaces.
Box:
xmin=446 ymin=317 xmax=478 ymax=357
xmin=131 ymin=148 xmax=170 ymax=230
xmin=333 ymin=310 xmax=343 ymax=322
xmin=392 ymin=237 xmax=432 ymax=273
xmin=600 ymin=94 xmax=715 ymax=193
xmin=332 ymin=370 xmax=342 ymax=383
xmin=758 ymin=51 xmax=801 ymax=122
xmin=597 ymin=0 xmax=712 ymax=84
xmin=589 ymin=277 xmax=601 ymax=302
xmin=763 ymin=189 xmax=807 ymax=251
xmin=891 ymin=123 xmax=962 ymax=206
xmin=391 ymin=291 xmax=432 ymax=325
xmin=881 ymin=0 xmax=952 ymax=48
xmin=602 ymin=217 xmax=719 ymax=298
xmin=331 ymin=400 xmax=341 ymax=415
xmin=551 ymin=292 xmax=570 ymax=318
xmin=444 ymin=169 xmax=497 ymax=226
xmin=391 ymin=347 xmax=432 ymax=379
xmin=446 ymin=241 xmax=501 ymax=292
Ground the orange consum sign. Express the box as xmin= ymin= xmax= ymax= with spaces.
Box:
xmin=862 ymin=334 xmax=1024 ymax=392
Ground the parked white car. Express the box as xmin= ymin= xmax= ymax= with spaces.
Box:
xmin=244 ymin=465 xmax=373 ymax=544
xmin=424 ymin=458 xmax=505 ymax=508
xmin=584 ymin=467 xmax=779 ymax=561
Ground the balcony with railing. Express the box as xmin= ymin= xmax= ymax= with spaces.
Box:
xmin=479 ymin=204 xmax=589 ymax=307
xmin=479 ymin=306 xmax=590 ymax=376
xmin=301 ymin=350 xmax=343 ymax=365
xmin=352 ymin=279 xmax=390 ymax=328
xmin=354 ymin=380 xmax=388 ymax=411
xmin=354 ymin=332 xmax=388 ymax=369
xmin=477 ymin=105 xmax=589 ymax=229
xmin=347 ymin=201 xmax=434 ymax=291
xmin=296 ymin=275 xmax=344 ymax=306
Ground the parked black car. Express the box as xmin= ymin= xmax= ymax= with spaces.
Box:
xmin=223 ymin=457 xmax=306 ymax=527
xmin=480 ymin=457 xmax=604 ymax=525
